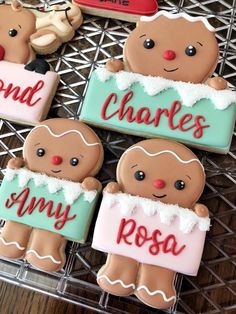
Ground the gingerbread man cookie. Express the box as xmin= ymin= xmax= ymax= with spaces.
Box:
xmin=81 ymin=11 xmax=236 ymax=153
xmin=92 ymin=139 xmax=210 ymax=309
xmin=0 ymin=1 xmax=60 ymax=125
xmin=0 ymin=119 xmax=103 ymax=272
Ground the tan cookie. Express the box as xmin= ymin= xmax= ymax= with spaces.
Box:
xmin=0 ymin=119 xmax=103 ymax=272
xmin=93 ymin=139 xmax=209 ymax=309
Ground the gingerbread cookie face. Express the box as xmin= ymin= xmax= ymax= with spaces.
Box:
xmin=23 ymin=119 xmax=103 ymax=182
xmin=124 ymin=12 xmax=219 ymax=83
xmin=117 ymin=139 xmax=205 ymax=208
xmin=0 ymin=3 xmax=36 ymax=64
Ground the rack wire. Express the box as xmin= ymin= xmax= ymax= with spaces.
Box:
xmin=0 ymin=0 xmax=235 ymax=313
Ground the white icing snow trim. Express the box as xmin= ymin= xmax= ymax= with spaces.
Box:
xmin=0 ymin=237 xmax=25 ymax=250
xmin=30 ymin=125 xmax=101 ymax=147
xmin=140 ymin=10 xmax=215 ymax=32
xmin=136 ymin=286 xmax=176 ymax=302
xmin=5 ymin=168 xmax=97 ymax=205
xmin=95 ymin=68 xmax=236 ymax=110
xmin=103 ymin=192 xmax=211 ymax=234
xmin=26 ymin=250 xmax=61 ymax=264
xmin=97 ymin=275 xmax=136 ymax=289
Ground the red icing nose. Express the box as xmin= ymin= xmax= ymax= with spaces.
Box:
xmin=51 ymin=155 xmax=63 ymax=165
xmin=163 ymin=50 xmax=176 ymax=61
xmin=153 ymin=179 xmax=166 ymax=189
xmin=0 ymin=45 xmax=5 ymax=60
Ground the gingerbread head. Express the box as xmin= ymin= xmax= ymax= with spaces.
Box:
xmin=123 ymin=11 xmax=219 ymax=84
xmin=22 ymin=118 xmax=103 ymax=182
xmin=117 ymin=139 xmax=205 ymax=209
xmin=0 ymin=1 xmax=36 ymax=63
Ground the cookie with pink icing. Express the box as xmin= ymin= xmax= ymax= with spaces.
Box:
xmin=0 ymin=118 xmax=103 ymax=272
xmin=92 ymin=139 xmax=210 ymax=309
xmin=0 ymin=1 xmax=60 ymax=125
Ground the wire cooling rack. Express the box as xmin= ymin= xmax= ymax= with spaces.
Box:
xmin=0 ymin=0 xmax=235 ymax=313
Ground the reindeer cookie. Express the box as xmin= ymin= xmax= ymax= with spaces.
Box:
xmin=0 ymin=119 xmax=103 ymax=272
xmin=0 ymin=1 xmax=60 ymax=125
xmin=30 ymin=2 xmax=83 ymax=54
xmin=81 ymin=11 xmax=236 ymax=153
xmin=92 ymin=139 xmax=210 ymax=309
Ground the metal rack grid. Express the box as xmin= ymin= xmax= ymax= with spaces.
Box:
xmin=0 ymin=0 xmax=235 ymax=313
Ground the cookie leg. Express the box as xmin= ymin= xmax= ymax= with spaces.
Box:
xmin=97 ymin=254 xmax=139 ymax=296
xmin=135 ymin=264 xmax=176 ymax=309
xmin=0 ymin=221 xmax=32 ymax=259
xmin=25 ymin=228 xmax=66 ymax=272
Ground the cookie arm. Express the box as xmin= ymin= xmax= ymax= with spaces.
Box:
xmin=106 ymin=59 xmax=124 ymax=73
xmin=7 ymin=157 xmax=25 ymax=169
xmin=105 ymin=182 xmax=122 ymax=194
xmin=193 ymin=203 xmax=209 ymax=218
xmin=81 ymin=177 xmax=102 ymax=191
xmin=207 ymin=77 xmax=228 ymax=90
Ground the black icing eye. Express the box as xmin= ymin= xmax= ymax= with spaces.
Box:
xmin=143 ymin=39 xmax=155 ymax=49
xmin=70 ymin=157 xmax=79 ymax=166
xmin=36 ymin=148 xmax=45 ymax=157
xmin=185 ymin=45 xmax=197 ymax=57
xmin=174 ymin=180 xmax=185 ymax=190
xmin=9 ymin=29 xmax=18 ymax=37
xmin=134 ymin=170 xmax=145 ymax=181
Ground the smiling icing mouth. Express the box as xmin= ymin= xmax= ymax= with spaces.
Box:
xmin=152 ymin=194 xmax=167 ymax=199
xmin=51 ymin=170 xmax=62 ymax=173
xmin=164 ymin=67 xmax=179 ymax=72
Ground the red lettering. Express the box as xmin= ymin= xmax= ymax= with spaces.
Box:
xmin=100 ymin=91 xmax=210 ymax=139
xmin=116 ymin=218 xmax=186 ymax=256
xmin=153 ymin=108 xmax=169 ymax=127
xmin=118 ymin=91 xmax=135 ymax=122
xmin=5 ymin=188 xmax=30 ymax=214
xmin=163 ymin=234 xmax=186 ymax=256
xmin=116 ymin=218 xmax=136 ymax=245
xmin=4 ymin=188 xmax=76 ymax=230
xmin=135 ymin=107 xmax=153 ymax=124
xmin=101 ymin=93 xmax=118 ymax=120
xmin=18 ymin=80 xmax=44 ymax=106
xmin=53 ymin=203 xmax=76 ymax=230
xmin=194 ymin=115 xmax=210 ymax=138
xmin=0 ymin=79 xmax=44 ymax=107
xmin=4 ymin=84 xmax=21 ymax=101
xmin=168 ymin=100 xmax=182 ymax=130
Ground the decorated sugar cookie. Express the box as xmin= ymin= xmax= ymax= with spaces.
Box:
xmin=0 ymin=119 xmax=103 ymax=272
xmin=30 ymin=2 xmax=83 ymax=55
xmin=80 ymin=11 xmax=236 ymax=153
xmin=0 ymin=1 xmax=60 ymax=125
xmin=92 ymin=139 xmax=210 ymax=309
xmin=73 ymin=0 xmax=158 ymax=22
